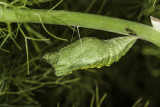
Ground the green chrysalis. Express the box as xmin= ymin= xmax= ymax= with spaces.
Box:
xmin=43 ymin=36 xmax=137 ymax=76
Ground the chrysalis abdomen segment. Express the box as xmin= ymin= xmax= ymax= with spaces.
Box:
xmin=105 ymin=36 xmax=137 ymax=65
xmin=43 ymin=36 xmax=137 ymax=76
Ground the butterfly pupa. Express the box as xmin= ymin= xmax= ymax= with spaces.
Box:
xmin=43 ymin=36 xmax=137 ymax=76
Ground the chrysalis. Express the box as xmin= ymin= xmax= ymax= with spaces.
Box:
xmin=43 ymin=36 xmax=137 ymax=76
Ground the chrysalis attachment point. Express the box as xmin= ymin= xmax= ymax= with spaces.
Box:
xmin=125 ymin=27 xmax=137 ymax=36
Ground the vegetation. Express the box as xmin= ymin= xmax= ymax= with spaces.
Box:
xmin=0 ymin=0 xmax=160 ymax=107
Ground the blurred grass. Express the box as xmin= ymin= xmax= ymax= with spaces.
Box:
xmin=0 ymin=0 xmax=160 ymax=107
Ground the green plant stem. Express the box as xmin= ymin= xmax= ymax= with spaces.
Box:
xmin=0 ymin=8 xmax=160 ymax=47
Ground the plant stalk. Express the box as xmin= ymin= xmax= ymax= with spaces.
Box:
xmin=0 ymin=8 xmax=160 ymax=47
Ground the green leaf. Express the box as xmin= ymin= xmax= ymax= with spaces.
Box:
xmin=43 ymin=36 xmax=137 ymax=76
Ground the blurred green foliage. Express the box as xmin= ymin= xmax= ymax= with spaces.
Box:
xmin=0 ymin=0 xmax=160 ymax=107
